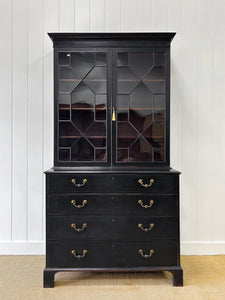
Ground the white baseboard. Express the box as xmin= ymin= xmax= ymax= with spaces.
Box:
xmin=0 ymin=241 xmax=225 ymax=255
xmin=181 ymin=242 xmax=225 ymax=255
xmin=0 ymin=242 xmax=45 ymax=255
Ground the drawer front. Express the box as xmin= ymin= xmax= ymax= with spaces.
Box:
xmin=47 ymin=240 xmax=178 ymax=268
xmin=47 ymin=194 xmax=178 ymax=217
xmin=47 ymin=216 xmax=178 ymax=240
xmin=47 ymin=174 xmax=179 ymax=194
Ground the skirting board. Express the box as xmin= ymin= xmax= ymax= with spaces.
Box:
xmin=0 ymin=242 xmax=225 ymax=255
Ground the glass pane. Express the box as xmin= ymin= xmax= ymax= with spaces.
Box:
xmin=117 ymin=122 xmax=139 ymax=148
xmin=57 ymin=51 xmax=108 ymax=163
xmin=130 ymin=137 xmax=152 ymax=162
xmin=118 ymin=53 xmax=128 ymax=66
xmin=129 ymin=53 xmax=153 ymax=78
xmin=84 ymin=66 xmax=107 ymax=94
xmin=71 ymin=52 xmax=94 ymax=78
xmin=154 ymin=149 xmax=165 ymax=161
xmin=117 ymin=67 xmax=140 ymax=94
xmin=59 ymin=122 xmax=80 ymax=147
xmin=59 ymin=104 xmax=70 ymax=120
xmin=130 ymin=109 xmax=152 ymax=133
xmin=116 ymin=51 xmax=166 ymax=163
xmin=130 ymin=82 xmax=153 ymax=109
xmin=95 ymin=53 xmax=107 ymax=66
xmin=96 ymin=149 xmax=107 ymax=161
xmin=86 ymin=122 xmax=106 ymax=147
xmin=143 ymin=122 xmax=165 ymax=148
xmin=59 ymin=149 xmax=70 ymax=161
xmin=59 ymin=52 xmax=70 ymax=65
xmin=117 ymin=149 xmax=128 ymax=162
xmin=71 ymin=138 xmax=94 ymax=161
xmin=59 ymin=66 xmax=81 ymax=93
xmin=144 ymin=66 xmax=166 ymax=93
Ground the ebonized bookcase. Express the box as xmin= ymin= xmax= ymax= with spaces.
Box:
xmin=43 ymin=33 xmax=183 ymax=287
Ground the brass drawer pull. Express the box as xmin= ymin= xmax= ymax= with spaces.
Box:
xmin=138 ymin=178 xmax=154 ymax=188
xmin=71 ymin=178 xmax=87 ymax=187
xmin=71 ymin=199 xmax=88 ymax=208
xmin=71 ymin=249 xmax=88 ymax=259
xmin=138 ymin=199 xmax=154 ymax=208
xmin=71 ymin=223 xmax=87 ymax=232
xmin=138 ymin=249 xmax=155 ymax=258
xmin=138 ymin=223 xmax=155 ymax=232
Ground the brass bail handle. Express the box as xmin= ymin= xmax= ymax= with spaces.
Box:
xmin=138 ymin=223 xmax=155 ymax=232
xmin=138 ymin=199 xmax=154 ymax=208
xmin=71 ymin=249 xmax=88 ymax=259
xmin=138 ymin=178 xmax=154 ymax=188
xmin=138 ymin=249 xmax=155 ymax=259
xmin=71 ymin=199 xmax=88 ymax=208
xmin=71 ymin=223 xmax=87 ymax=232
xmin=71 ymin=178 xmax=87 ymax=187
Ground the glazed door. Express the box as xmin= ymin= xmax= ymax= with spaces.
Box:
xmin=112 ymin=49 xmax=169 ymax=166
xmin=55 ymin=49 xmax=111 ymax=166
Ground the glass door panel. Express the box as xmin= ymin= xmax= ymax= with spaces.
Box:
xmin=57 ymin=51 xmax=108 ymax=163
xmin=115 ymin=51 xmax=166 ymax=163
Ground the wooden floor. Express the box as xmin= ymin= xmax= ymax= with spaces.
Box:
xmin=0 ymin=255 xmax=224 ymax=300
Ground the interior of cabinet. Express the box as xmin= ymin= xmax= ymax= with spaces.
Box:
xmin=56 ymin=49 xmax=168 ymax=165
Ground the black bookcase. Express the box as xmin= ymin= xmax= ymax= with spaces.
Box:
xmin=44 ymin=33 xmax=183 ymax=287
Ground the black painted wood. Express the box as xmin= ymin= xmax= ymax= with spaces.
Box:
xmin=47 ymin=194 xmax=178 ymax=217
xmin=46 ymin=240 xmax=178 ymax=268
xmin=47 ymin=216 xmax=178 ymax=241
xmin=171 ymin=267 xmax=183 ymax=286
xmin=43 ymin=32 xmax=183 ymax=288
xmin=47 ymin=173 xmax=179 ymax=194
xmin=43 ymin=269 xmax=57 ymax=288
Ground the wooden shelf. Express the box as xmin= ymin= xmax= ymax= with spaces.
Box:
xmin=59 ymin=107 xmax=106 ymax=111
xmin=59 ymin=79 xmax=165 ymax=82
xmin=58 ymin=107 xmax=164 ymax=111
xmin=60 ymin=136 xmax=164 ymax=139
xmin=59 ymin=104 xmax=106 ymax=111
xmin=60 ymin=136 xmax=106 ymax=139
xmin=118 ymin=107 xmax=165 ymax=111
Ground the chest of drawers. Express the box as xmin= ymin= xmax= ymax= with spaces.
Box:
xmin=44 ymin=170 xmax=183 ymax=287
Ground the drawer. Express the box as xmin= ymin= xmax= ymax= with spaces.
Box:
xmin=47 ymin=173 xmax=179 ymax=194
xmin=47 ymin=240 xmax=178 ymax=268
xmin=47 ymin=194 xmax=178 ymax=216
xmin=47 ymin=216 xmax=178 ymax=240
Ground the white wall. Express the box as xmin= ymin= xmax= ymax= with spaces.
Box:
xmin=0 ymin=0 xmax=225 ymax=255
